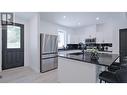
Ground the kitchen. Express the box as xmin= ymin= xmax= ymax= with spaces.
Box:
xmin=0 ymin=12 xmax=127 ymax=83
xmin=41 ymin=12 xmax=127 ymax=83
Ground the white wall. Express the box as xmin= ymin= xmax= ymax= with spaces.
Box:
xmin=70 ymin=25 xmax=96 ymax=44
xmin=40 ymin=20 xmax=74 ymax=45
xmin=29 ymin=13 xmax=40 ymax=73
xmin=40 ymin=20 xmax=58 ymax=35
xmin=14 ymin=16 xmax=30 ymax=67
xmin=0 ymin=20 xmax=2 ymax=71
xmin=0 ymin=14 xmax=30 ymax=72
xmin=112 ymin=21 xmax=127 ymax=54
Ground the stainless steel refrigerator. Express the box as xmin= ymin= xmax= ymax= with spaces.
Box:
xmin=40 ymin=33 xmax=58 ymax=73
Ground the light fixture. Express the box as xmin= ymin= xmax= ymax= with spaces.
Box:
xmin=96 ymin=17 xmax=100 ymax=20
xmin=63 ymin=16 xmax=66 ymax=19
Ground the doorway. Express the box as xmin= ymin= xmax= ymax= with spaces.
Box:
xmin=2 ymin=23 xmax=24 ymax=70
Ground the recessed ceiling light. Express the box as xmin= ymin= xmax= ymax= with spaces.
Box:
xmin=63 ymin=16 xmax=66 ymax=19
xmin=78 ymin=22 xmax=81 ymax=25
xmin=96 ymin=17 xmax=100 ymax=20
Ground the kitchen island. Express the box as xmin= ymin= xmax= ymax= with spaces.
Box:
xmin=58 ymin=50 xmax=119 ymax=82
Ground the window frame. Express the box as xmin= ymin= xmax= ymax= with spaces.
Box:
xmin=7 ymin=25 xmax=21 ymax=49
xmin=58 ymin=30 xmax=66 ymax=49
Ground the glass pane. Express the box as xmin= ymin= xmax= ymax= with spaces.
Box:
xmin=7 ymin=25 xmax=21 ymax=48
xmin=58 ymin=31 xmax=65 ymax=48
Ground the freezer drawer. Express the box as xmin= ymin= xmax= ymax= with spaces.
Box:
xmin=41 ymin=57 xmax=58 ymax=73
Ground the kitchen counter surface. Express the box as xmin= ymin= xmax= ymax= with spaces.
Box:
xmin=58 ymin=52 xmax=119 ymax=67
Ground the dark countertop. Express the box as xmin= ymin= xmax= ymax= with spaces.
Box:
xmin=58 ymin=49 xmax=112 ymax=52
xmin=58 ymin=52 xmax=119 ymax=67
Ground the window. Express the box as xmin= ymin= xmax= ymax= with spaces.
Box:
xmin=58 ymin=30 xmax=66 ymax=49
xmin=7 ymin=25 xmax=21 ymax=48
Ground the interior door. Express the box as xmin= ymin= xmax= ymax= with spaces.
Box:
xmin=2 ymin=23 xmax=24 ymax=70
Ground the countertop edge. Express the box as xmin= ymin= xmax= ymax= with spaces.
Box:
xmin=58 ymin=55 xmax=110 ymax=67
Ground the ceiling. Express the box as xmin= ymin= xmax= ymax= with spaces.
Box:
xmin=40 ymin=12 xmax=127 ymax=28
xmin=14 ymin=12 xmax=127 ymax=28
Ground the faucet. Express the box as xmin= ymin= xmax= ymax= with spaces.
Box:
xmin=79 ymin=42 xmax=85 ymax=54
xmin=82 ymin=44 xmax=85 ymax=54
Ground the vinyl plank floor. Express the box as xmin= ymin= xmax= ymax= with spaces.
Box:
xmin=0 ymin=67 xmax=58 ymax=83
xmin=0 ymin=58 xmax=102 ymax=83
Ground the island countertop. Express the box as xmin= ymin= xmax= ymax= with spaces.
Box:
xmin=58 ymin=52 xmax=119 ymax=67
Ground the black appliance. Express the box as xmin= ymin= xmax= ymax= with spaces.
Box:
xmin=85 ymin=38 xmax=96 ymax=44
xmin=66 ymin=44 xmax=81 ymax=50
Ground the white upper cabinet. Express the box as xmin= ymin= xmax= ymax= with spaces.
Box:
xmin=96 ymin=23 xmax=113 ymax=43
xmin=69 ymin=24 xmax=113 ymax=44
